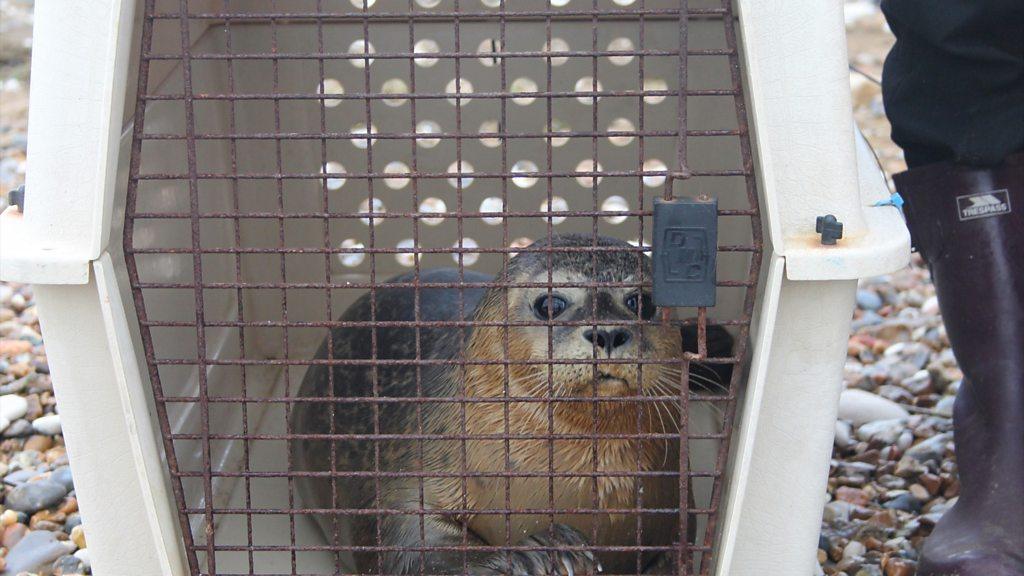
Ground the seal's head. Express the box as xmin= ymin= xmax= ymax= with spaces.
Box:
xmin=468 ymin=234 xmax=682 ymax=405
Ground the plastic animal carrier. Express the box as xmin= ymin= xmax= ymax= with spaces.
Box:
xmin=0 ymin=1 xmax=909 ymax=575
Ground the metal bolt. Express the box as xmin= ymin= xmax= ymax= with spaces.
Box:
xmin=816 ymin=214 xmax=843 ymax=245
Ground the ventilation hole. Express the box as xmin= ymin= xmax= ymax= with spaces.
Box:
xmin=601 ymin=195 xmax=629 ymax=224
xmin=478 ymin=121 xmax=501 ymax=148
xmin=396 ymin=239 xmax=418 ymax=267
xmin=350 ymin=123 xmax=377 ymax=149
xmin=416 ymin=120 xmax=442 ymax=148
xmin=608 ymin=118 xmax=635 ymax=146
xmin=544 ymin=38 xmax=570 ymax=66
xmin=454 ymin=238 xmax=480 ymax=266
xmin=317 ymin=79 xmax=344 ymax=108
xmin=477 ymin=38 xmax=502 ymax=67
xmin=541 ymin=197 xmax=568 ymax=225
xmin=446 ymin=78 xmax=473 ymax=105
xmin=607 ymin=37 xmax=635 ymax=66
xmin=383 ymin=161 xmax=410 ymax=190
xmin=337 ymin=239 xmax=365 ymax=268
xmin=510 ymin=78 xmax=538 ymax=106
xmin=348 ymin=39 xmax=375 ymax=68
xmin=416 ymin=0 xmax=441 ymax=7
xmin=479 ymin=197 xmax=504 ymax=225
xmin=574 ymin=76 xmax=602 ymax=104
xmin=419 ymin=197 xmax=447 ymax=226
xmin=550 ymin=119 xmax=571 ymax=147
xmin=447 ymin=160 xmax=475 ymax=188
xmin=643 ymin=159 xmax=668 ymax=187
xmin=413 ymin=39 xmax=440 ymax=67
xmin=511 ymin=160 xmax=539 ymax=188
xmin=550 ymin=0 xmax=571 ymax=6
xmin=381 ymin=78 xmax=408 ymax=107
xmin=575 ymin=159 xmax=604 ymax=188
xmin=509 ymin=237 xmax=533 ymax=258
xmin=322 ymin=161 xmax=346 ymax=191
xmin=643 ymin=78 xmax=668 ymax=104
xmin=358 ymin=197 xmax=385 ymax=226
xmin=481 ymin=0 xmax=502 ymax=7
xmin=350 ymin=0 xmax=376 ymax=7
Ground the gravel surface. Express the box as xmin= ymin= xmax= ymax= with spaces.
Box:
xmin=0 ymin=2 xmax=957 ymax=575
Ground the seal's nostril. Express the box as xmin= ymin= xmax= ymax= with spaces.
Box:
xmin=583 ymin=329 xmax=609 ymax=351
xmin=611 ymin=329 xmax=632 ymax=349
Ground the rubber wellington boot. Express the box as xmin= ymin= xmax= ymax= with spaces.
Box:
xmin=893 ymin=152 xmax=1024 ymax=575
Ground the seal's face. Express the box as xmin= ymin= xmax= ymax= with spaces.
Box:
xmin=469 ymin=235 xmax=682 ymax=400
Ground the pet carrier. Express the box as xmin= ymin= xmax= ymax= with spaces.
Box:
xmin=0 ymin=1 xmax=910 ymax=574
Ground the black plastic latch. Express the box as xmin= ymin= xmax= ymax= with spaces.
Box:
xmin=816 ymin=214 xmax=843 ymax=245
xmin=7 ymin=185 xmax=24 ymax=213
xmin=652 ymin=196 xmax=717 ymax=308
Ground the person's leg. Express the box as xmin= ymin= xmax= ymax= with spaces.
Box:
xmin=880 ymin=1 xmax=1024 ymax=572
xmin=893 ymin=156 xmax=1024 ymax=575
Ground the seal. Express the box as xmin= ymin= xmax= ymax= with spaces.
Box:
xmin=292 ymin=234 xmax=732 ymax=575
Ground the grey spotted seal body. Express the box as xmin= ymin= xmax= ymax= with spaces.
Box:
xmin=292 ymin=234 xmax=728 ymax=575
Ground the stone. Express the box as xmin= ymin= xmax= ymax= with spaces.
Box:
xmin=884 ymin=557 xmax=916 ymax=576
xmin=53 ymin=553 xmax=88 ymax=576
xmin=836 ymin=486 xmax=871 ymax=507
xmin=843 ymin=540 xmax=867 ymax=560
xmin=855 ymin=566 xmax=883 ymax=576
xmin=74 ymin=548 xmax=91 ymax=570
xmin=4 ymin=467 xmax=39 ymax=486
xmin=919 ymin=473 xmax=942 ymax=495
xmin=3 ymin=529 xmax=75 ymax=575
xmin=0 ymin=508 xmax=18 ymax=526
xmin=0 ymin=338 xmax=33 ymax=356
xmin=835 ymin=420 xmax=854 ymax=447
xmin=838 ymin=389 xmax=910 ymax=426
xmin=2 ymin=417 xmax=32 ymax=437
xmin=0 ymin=393 xmax=28 ymax=421
xmin=70 ymin=524 xmax=86 ymax=549
xmin=908 ymin=483 xmax=930 ymax=501
xmin=920 ymin=295 xmax=940 ymax=316
xmin=934 ymin=395 xmax=955 ymax=417
xmin=856 ymin=418 xmax=906 ymax=445
xmin=898 ymin=370 xmax=933 ymax=395
xmin=32 ymin=413 xmax=62 ymax=435
xmin=50 ymin=466 xmax=74 ymax=492
xmin=824 ymin=500 xmax=854 ymax=523
xmin=3 ymin=522 xmax=29 ymax=548
xmin=905 ymin=432 xmax=952 ymax=463
xmin=24 ymin=434 xmax=53 ymax=452
xmin=856 ymin=290 xmax=884 ymax=311
xmin=883 ymin=493 xmax=922 ymax=513
xmin=5 ymin=479 xmax=69 ymax=513
xmin=63 ymin=512 xmax=82 ymax=533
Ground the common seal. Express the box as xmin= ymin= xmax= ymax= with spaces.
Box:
xmin=292 ymin=234 xmax=731 ymax=575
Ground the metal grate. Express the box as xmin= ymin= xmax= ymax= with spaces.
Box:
xmin=124 ymin=0 xmax=761 ymax=574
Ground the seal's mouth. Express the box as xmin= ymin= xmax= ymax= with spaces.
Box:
xmin=592 ymin=372 xmax=633 ymax=396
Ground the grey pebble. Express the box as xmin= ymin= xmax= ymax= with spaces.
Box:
xmin=64 ymin=512 xmax=83 ymax=533
xmin=856 ymin=290 xmax=884 ymax=311
xmin=905 ymin=432 xmax=953 ymax=463
xmin=2 ymin=418 xmax=33 ymax=438
xmin=884 ymin=493 xmax=923 ymax=513
xmin=3 ymin=529 xmax=75 ymax=575
xmin=4 ymin=479 xmax=69 ymax=513
xmin=50 ymin=465 xmax=75 ymax=492
xmin=52 ymin=553 xmax=88 ymax=575
xmin=4 ymin=467 xmax=38 ymax=486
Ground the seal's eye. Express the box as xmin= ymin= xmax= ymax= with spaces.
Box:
xmin=533 ymin=294 xmax=568 ymax=319
xmin=625 ymin=293 xmax=656 ymax=320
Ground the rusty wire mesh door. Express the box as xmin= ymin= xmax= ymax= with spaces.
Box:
xmin=124 ymin=0 xmax=761 ymax=574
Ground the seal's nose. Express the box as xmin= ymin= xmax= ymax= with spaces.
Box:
xmin=583 ymin=328 xmax=633 ymax=356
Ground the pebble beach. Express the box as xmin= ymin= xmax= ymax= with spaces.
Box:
xmin=0 ymin=2 xmax=962 ymax=575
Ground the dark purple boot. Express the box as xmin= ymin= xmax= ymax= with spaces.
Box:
xmin=894 ymin=153 xmax=1024 ymax=575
